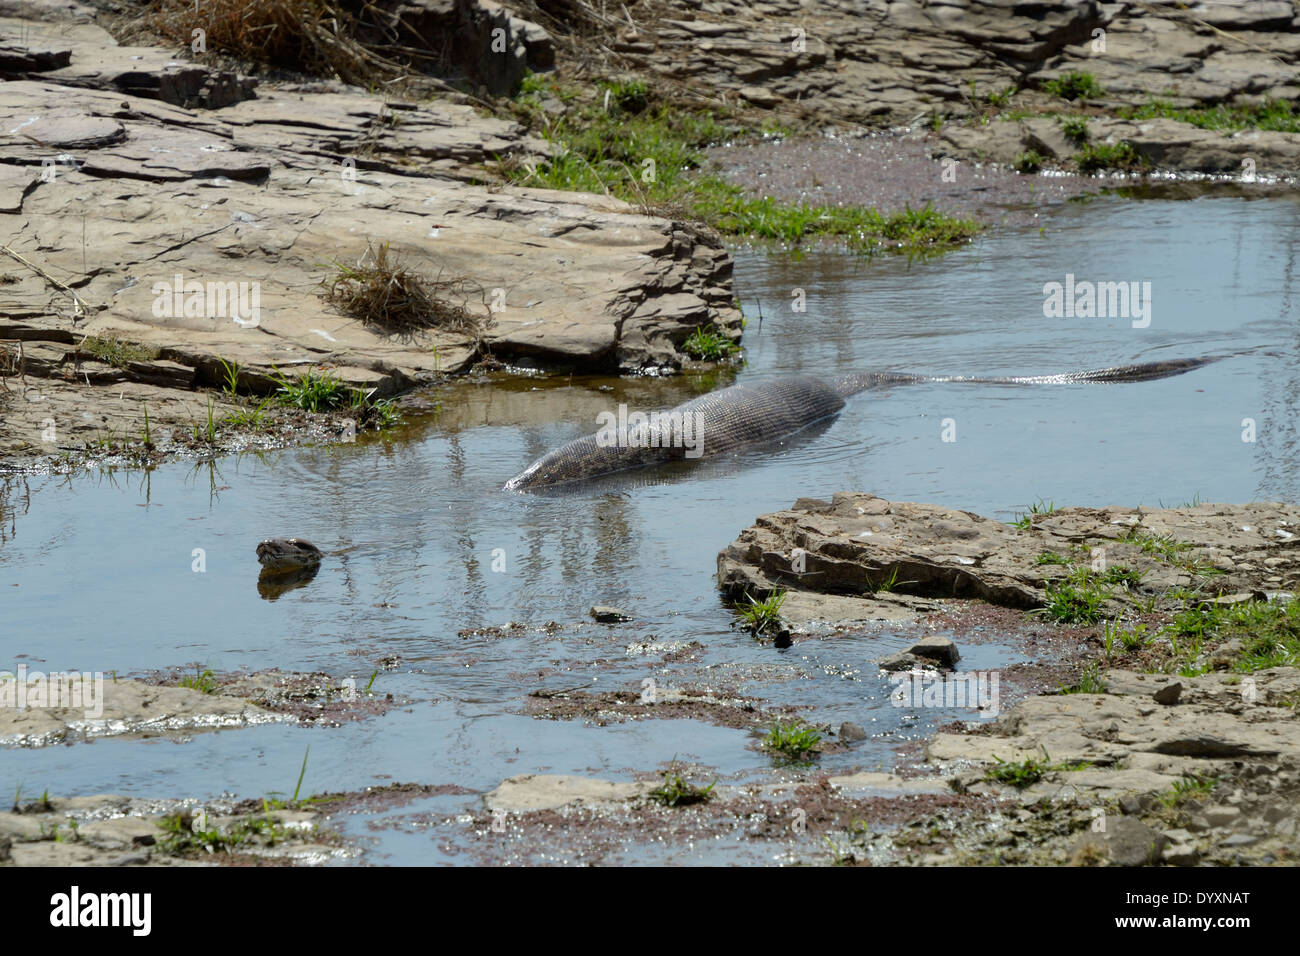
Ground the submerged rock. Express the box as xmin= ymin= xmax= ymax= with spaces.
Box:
xmin=590 ymin=605 xmax=633 ymax=623
xmin=877 ymin=637 xmax=960 ymax=672
xmin=837 ymin=721 xmax=868 ymax=742
xmin=256 ymin=538 xmax=324 ymax=572
xmin=0 ymin=677 xmax=283 ymax=748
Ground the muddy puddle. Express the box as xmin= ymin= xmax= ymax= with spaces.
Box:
xmin=2 ymin=191 xmax=1298 ymax=864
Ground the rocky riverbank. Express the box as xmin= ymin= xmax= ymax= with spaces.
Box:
xmin=4 ymin=0 xmax=1299 ymax=868
xmin=5 ymin=1 xmax=1297 ymax=470
xmin=0 ymin=1 xmax=741 ymax=467
xmin=613 ymin=0 xmax=1300 ymax=178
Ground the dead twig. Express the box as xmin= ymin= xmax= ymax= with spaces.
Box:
xmin=0 ymin=244 xmax=89 ymax=322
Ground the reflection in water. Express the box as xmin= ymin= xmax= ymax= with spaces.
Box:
xmin=0 ymin=474 xmax=29 ymax=545
xmin=1254 ymin=211 xmax=1300 ymax=503
xmin=257 ymin=563 xmax=320 ymax=600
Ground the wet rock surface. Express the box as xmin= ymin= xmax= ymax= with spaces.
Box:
xmin=0 ymin=791 xmax=347 ymax=866
xmin=0 ymin=666 xmax=405 ymax=750
xmin=0 ymin=676 xmax=285 ymax=747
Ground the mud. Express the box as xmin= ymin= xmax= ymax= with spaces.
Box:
xmin=705 ymin=131 xmax=1099 ymax=231
xmin=524 ymin=685 xmax=784 ymax=730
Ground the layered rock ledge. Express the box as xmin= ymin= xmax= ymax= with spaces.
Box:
xmin=718 ymin=493 xmax=1300 ymax=624
xmin=620 ymin=0 xmax=1300 ymax=177
xmin=0 ymin=6 xmax=740 ymax=461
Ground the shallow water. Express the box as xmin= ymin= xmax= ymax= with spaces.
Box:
xmin=2 ymin=191 xmax=1298 ymax=863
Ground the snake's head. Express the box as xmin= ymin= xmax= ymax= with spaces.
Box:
xmin=503 ymin=435 xmax=609 ymax=492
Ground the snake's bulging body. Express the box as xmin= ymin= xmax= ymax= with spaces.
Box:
xmin=503 ymin=356 xmax=1218 ymax=491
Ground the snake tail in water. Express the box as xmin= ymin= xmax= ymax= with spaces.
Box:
xmin=503 ymin=355 xmax=1220 ymax=491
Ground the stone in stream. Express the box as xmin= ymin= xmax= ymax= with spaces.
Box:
xmin=907 ymin=637 xmax=960 ymax=668
xmin=838 ymin=721 xmax=868 ymax=742
xmin=256 ymin=538 xmax=324 ymax=572
xmin=1161 ymin=830 xmax=1201 ymax=867
xmin=1204 ymin=805 xmax=1242 ymax=827
xmin=1218 ymin=833 xmax=1259 ymax=848
xmin=590 ymin=605 xmax=633 ymax=623
xmin=878 ymin=637 xmax=960 ymax=672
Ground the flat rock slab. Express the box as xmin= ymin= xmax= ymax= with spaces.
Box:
xmin=485 ymin=774 xmax=654 ymax=812
xmin=718 ymin=493 xmax=1300 ymax=622
xmin=484 ymin=769 xmax=950 ymax=814
xmin=931 ymin=666 xmax=1300 ymax=798
xmin=0 ymin=677 xmax=287 ymax=747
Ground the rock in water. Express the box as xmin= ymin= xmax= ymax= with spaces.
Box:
xmin=590 ymin=605 xmax=633 ymax=623
xmin=907 ymin=637 xmax=960 ymax=668
xmin=838 ymin=721 xmax=868 ymax=742
xmin=256 ymin=538 xmax=324 ymax=571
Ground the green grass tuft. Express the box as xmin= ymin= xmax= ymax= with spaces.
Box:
xmin=682 ymin=324 xmax=737 ymax=361
xmin=80 ymin=336 xmax=160 ymax=369
xmin=1012 ymin=499 xmax=1058 ymax=530
xmin=1014 ymin=150 xmax=1045 ymax=173
xmin=1060 ymin=661 xmax=1107 ymax=694
xmin=273 ymin=367 xmax=351 ymax=412
xmin=1037 ymin=567 xmax=1112 ymax=625
xmin=763 ymin=718 xmax=822 ymax=759
xmin=1120 ymin=98 xmax=1300 ymax=134
xmin=157 ymin=809 xmax=288 ymax=856
xmin=1060 ymin=116 xmax=1090 ymax=145
xmin=1035 ymin=551 xmax=1072 ymax=566
xmin=178 ymin=667 xmax=218 ymax=695
xmin=737 ymin=589 xmax=786 ymax=634
xmin=599 ymin=78 xmax=650 ymax=115
xmin=222 ymin=396 xmax=275 ymax=430
xmin=1156 ymin=773 xmax=1218 ymax=809
xmin=1075 ymin=141 xmax=1148 ymax=175
xmin=1043 ymin=71 xmax=1104 ymax=101
xmin=647 ymin=762 xmax=716 ymax=807
xmin=985 ymin=751 xmax=1092 ymax=789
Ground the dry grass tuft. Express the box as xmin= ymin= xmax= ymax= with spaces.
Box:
xmin=324 ymin=242 xmax=488 ymax=337
xmin=147 ymin=0 xmax=404 ymax=83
